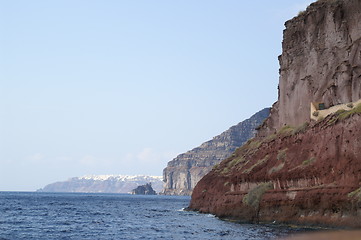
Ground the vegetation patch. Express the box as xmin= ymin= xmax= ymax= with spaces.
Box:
xmin=326 ymin=103 xmax=361 ymax=126
xmin=302 ymin=157 xmax=316 ymax=166
xmin=279 ymin=125 xmax=295 ymax=136
xmin=277 ymin=148 xmax=288 ymax=162
xmin=348 ymin=187 xmax=361 ymax=202
xmin=264 ymin=133 xmax=277 ymax=142
xmin=292 ymin=122 xmax=309 ymax=134
xmin=212 ymin=163 xmax=220 ymax=171
xmin=247 ymin=139 xmax=261 ymax=149
xmin=242 ymin=182 xmax=274 ymax=209
xmin=326 ymin=116 xmax=338 ymax=125
xmin=337 ymin=103 xmax=361 ymax=120
xmin=242 ymin=155 xmax=269 ymax=174
xmin=243 ymin=139 xmax=262 ymax=155
xmin=227 ymin=156 xmax=246 ymax=169
xmin=221 ymin=167 xmax=230 ymax=175
xmin=268 ymin=162 xmax=285 ymax=175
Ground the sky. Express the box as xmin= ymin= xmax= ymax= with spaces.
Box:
xmin=0 ymin=0 xmax=315 ymax=191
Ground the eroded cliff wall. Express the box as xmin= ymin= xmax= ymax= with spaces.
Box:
xmin=189 ymin=111 xmax=361 ymax=227
xmin=162 ymin=108 xmax=270 ymax=195
xmin=189 ymin=0 xmax=361 ymax=227
xmin=260 ymin=0 xmax=361 ymax=136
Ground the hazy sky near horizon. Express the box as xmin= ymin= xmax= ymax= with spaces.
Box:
xmin=0 ymin=0 xmax=314 ymax=191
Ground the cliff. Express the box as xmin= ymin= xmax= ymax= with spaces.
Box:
xmin=162 ymin=108 xmax=270 ymax=195
xmin=258 ymin=0 xmax=361 ymax=137
xmin=190 ymin=108 xmax=361 ymax=227
xmin=189 ymin=0 xmax=361 ymax=227
xmin=38 ymin=175 xmax=163 ymax=194
xmin=131 ymin=183 xmax=156 ymax=195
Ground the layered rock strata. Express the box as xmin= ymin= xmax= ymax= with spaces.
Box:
xmin=162 ymin=108 xmax=270 ymax=195
xmin=189 ymin=0 xmax=361 ymax=227
xmin=189 ymin=110 xmax=361 ymax=227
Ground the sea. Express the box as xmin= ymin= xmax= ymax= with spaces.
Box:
xmin=0 ymin=192 xmax=310 ymax=240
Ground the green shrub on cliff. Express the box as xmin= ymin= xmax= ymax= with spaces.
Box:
xmin=212 ymin=163 xmax=220 ymax=170
xmin=242 ymin=155 xmax=269 ymax=174
xmin=221 ymin=167 xmax=230 ymax=175
xmin=338 ymin=103 xmax=361 ymax=120
xmin=348 ymin=187 xmax=361 ymax=202
xmin=279 ymin=125 xmax=294 ymax=136
xmin=292 ymin=122 xmax=309 ymax=134
xmin=268 ymin=162 xmax=285 ymax=175
xmin=327 ymin=103 xmax=361 ymax=126
xmin=302 ymin=157 xmax=316 ymax=166
xmin=243 ymin=139 xmax=262 ymax=155
xmin=227 ymin=156 xmax=245 ymax=169
xmin=242 ymin=182 xmax=273 ymax=209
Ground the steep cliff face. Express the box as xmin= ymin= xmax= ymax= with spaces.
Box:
xmin=190 ymin=110 xmax=361 ymax=227
xmin=162 ymin=108 xmax=270 ymax=195
xmin=189 ymin=0 xmax=361 ymax=227
xmin=259 ymin=0 xmax=361 ymax=136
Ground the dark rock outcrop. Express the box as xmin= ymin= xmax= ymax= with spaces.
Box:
xmin=162 ymin=108 xmax=270 ymax=195
xmin=131 ymin=183 xmax=156 ymax=195
xmin=189 ymin=0 xmax=361 ymax=227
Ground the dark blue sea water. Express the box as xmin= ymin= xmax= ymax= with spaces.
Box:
xmin=0 ymin=192 xmax=306 ymax=240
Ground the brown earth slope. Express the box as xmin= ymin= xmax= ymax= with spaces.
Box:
xmin=189 ymin=109 xmax=361 ymax=227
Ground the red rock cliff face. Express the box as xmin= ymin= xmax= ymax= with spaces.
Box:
xmin=189 ymin=0 xmax=361 ymax=227
xmin=259 ymin=0 xmax=361 ymax=136
xmin=189 ymin=112 xmax=361 ymax=227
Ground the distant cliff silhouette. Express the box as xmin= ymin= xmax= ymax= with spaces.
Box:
xmin=38 ymin=175 xmax=163 ymax=194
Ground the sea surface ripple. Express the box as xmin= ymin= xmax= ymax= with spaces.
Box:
xmin=0 ymin=192 xmax=306 ymax=240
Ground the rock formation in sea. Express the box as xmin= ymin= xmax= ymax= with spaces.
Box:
xmin=162 ymin=108 xmax=270 ymax=196
xmin=189 ymin=0 xmax=361 ymax=227
xmin=38 ymin=175 xmax=163 ymax=194
xmin=131 ymin=183 xmax=157 ymax=195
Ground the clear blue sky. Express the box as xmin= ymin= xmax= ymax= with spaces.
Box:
xmin=0 ymin=0 xmax=314 ymax=191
